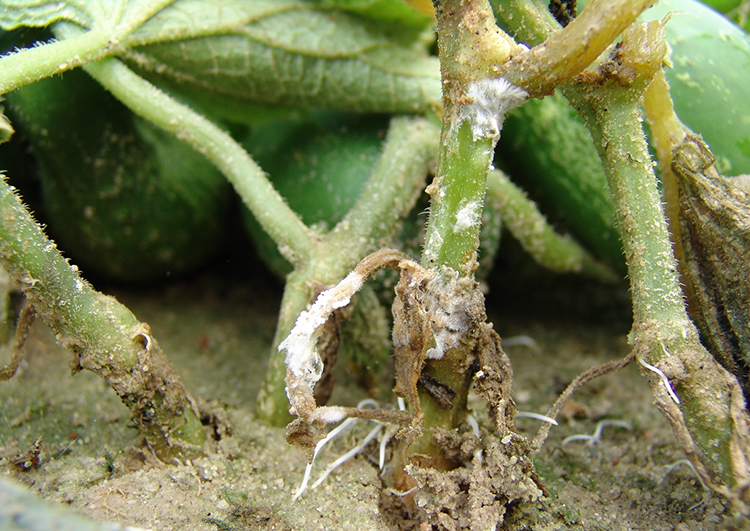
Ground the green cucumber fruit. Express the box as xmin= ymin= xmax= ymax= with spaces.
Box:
xmin=241 ymin=115 xmax=388 ymax=278
xmin=700 ymin=0 xmax=744 ymax=12
xmin=242 ymin=114 xmax=501 ymax=280
xmin=644 ymin=0 xmax=750 ymax=176
xmin=496 ymin=93 xmax=625 ymax=273
xmin=5 ymin=68 xmax=232 ymax=283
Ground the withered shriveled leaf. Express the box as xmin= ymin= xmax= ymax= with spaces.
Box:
xmin=672 ymin=135 xmax=750 ymax=400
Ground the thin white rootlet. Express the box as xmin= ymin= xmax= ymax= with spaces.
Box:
xmin=562 ymin=420 xmax=633 ymax=446
xmin=461 ymin=78 xmax=528 ymax=141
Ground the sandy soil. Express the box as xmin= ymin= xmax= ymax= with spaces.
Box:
xmin=1 ymin=259 xmax=747 ymax=530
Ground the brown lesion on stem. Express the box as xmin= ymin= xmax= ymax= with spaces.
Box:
xmin=0 ymin=180 xmax=208 ymax=461
xmin=0 ymin=302 xmax=37 ymax=381
xmin=69 ymin=320 xmax=207 ymax=460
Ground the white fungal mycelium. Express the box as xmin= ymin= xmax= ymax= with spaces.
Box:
xmin=453 ymin=200 xmax=482 ymax=233
xmin=279 ymin=270 xmax=366 ymax=416
xmin=460 ymin=77 xmax=528 ymax=141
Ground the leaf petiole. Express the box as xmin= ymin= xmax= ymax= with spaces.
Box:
xmin=81 ymin=54 xmax=316 ymax=268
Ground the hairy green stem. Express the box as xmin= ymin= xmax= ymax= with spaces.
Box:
xmin=422 ymin=0 xmax=515 ymax=275
xmin=495 ymin=4 xmax=750 ymax=498
xmin=567 ymin=74 xmax=744 ymax=493
xmin=327 ymin=118 xmax=440 ymax=256
xmin=566 ymin=87 xmax=686 ymax=327
xmin=0 ymin=0 xmax=177 ymax=95
xmin=488 ymin=169 xmax=617 ymax=280
xmin=422 ymin=121 xmax=494 ymax=274
xmin=0 ymin=26 xmax=115 ymax=95
xmin=0 ymin=179 xmax=205 ymax=459
xmin=82 ymin=55 xmax=315 ymax=269
xmin=491 ymin=0 xmax=558 ymax=45
xmin=393 ymin=0 xmax=508 ymax=482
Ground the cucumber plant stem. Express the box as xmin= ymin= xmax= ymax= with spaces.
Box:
xmin=487 ymin=169 xmax=617 ymax=280
xmin=0 ymin=26 xmax=115 ymax=95
xmin=82 ymin=55 xmax=316 ymax=269
xmin=0 ymin=178 xmax=205 ymax=459
xmin=422 ymin=0 xmax=517 ymax=275
xmin=498 ymin=0 xmax=655 ymax=96
xmin=0 ymin=0 xmax=178 ymax=95
xmin=0 ymin=28 xmax=114 ymax=94
xmin=422 ymin=121 xmax=494 ymax=273
xmin=565 ymin=70 xmax=744 ymax=493
xmin=496 ymin=0 xmax=750 ymax=498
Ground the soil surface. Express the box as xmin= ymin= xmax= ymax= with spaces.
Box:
xmin=1 ymin=259 xmax=747 ymax=530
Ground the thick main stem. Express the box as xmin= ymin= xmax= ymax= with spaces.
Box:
xmin=422 ymin=122 xmax=494 ymax=274
xmin=422 ymin=0 xmax=519 ymax=275
xmin=397 ymin=0 xmax=513 ymax=480
xmin=568 ymin=78 xmax=748 ymax=496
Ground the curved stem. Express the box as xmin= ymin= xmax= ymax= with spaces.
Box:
xmin=327 ymin=116 xmax=440 ymax=258
xmin=499 ymin=0 xmax=654 ymax=96
xmin=487 ymin=169 xmax=617 ymax=281
xmin=82 ymin=56 xmax=315 ymax=268
xmin=0 ymin=0 xmax=178 ymax=95
xmin=0 ymin=178 xmax=205 ymax=458
xmin=0 ymin=26 xmax=115 ymax=95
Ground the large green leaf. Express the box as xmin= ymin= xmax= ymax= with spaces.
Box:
xmin=125 ymin=1 xmax=440 ymax=116
xmin=0 ymin=0 xmax=99 ymax=30
xmin=1 ymin=0 xmax=440 ymax=116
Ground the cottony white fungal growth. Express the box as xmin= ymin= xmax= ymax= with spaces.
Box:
xmin=280 ymin=270 xmax=366 ymax=417
xmin=461 ymin=78 xmax=528 ymax=141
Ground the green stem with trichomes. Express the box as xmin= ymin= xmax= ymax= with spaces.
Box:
xmin=564 ymin=25 xmax=750 ymax=496
xmin=0 ymin=0 xmax=178 ymax=95
xmin=82 ymin=55 xmax=316 ymax=269
xmin=422 ymin=121 xmax=495 ymax=274
xmin=488 ymin=169 xmax=617 ymax=280
xmin=393 ymin=0 xmax=517 ymax=479
xmin=0 ymin=179 xmax=205 ymax=459
xmin=495 ymin=2 xmax=750 ymax=502
xmin=422 ymin=0 xmax=519 ymax=275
